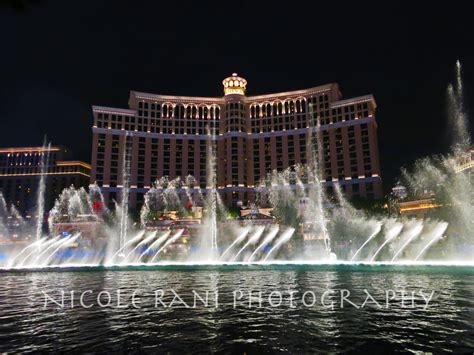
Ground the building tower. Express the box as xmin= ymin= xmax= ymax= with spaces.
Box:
xmin=219 ymin=74 xmax=249 ymax=204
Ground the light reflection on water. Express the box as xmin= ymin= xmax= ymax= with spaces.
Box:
xmin=0 ymin=265 xmax=472 ymax=353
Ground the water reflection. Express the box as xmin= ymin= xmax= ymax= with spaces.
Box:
xmin=0 ymin=266 xmax=472 ymax=352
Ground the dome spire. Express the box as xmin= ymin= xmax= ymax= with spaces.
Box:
xmin=222 ymin=73 xmax=247 ymax=96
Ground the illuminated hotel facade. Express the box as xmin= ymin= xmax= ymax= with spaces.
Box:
xmin=0 ymin=146 xmax=91 ymax=213
xmin=91 ymin=74 xmax=382 ymax=210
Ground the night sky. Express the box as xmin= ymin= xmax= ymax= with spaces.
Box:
xmin=0 ymin=0 xmax=473 ymax=192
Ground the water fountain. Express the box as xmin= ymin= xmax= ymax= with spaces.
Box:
xmin=0 ymin=193 xmax=29 ymax=240
xmin=231 ymin=226 xmax=265 ymax=262
xmin=35 ymin=139 xmax=50 ymax=248
xmin=0 ymin=61 xmax=472 ymax=269
xmin=0 ymin=194 xmax=9 ymax=238
xmin=118 ymin=132 xmax=132 ymax=256
xmin=199 ymin=125 xmax=219 ymax=261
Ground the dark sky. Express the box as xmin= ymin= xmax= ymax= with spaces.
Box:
xmin=0 ymin=0 xmax=473 ymax=192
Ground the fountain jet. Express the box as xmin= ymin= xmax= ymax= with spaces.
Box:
xmin=263 ymin=228 xmax=295 ymax=261
xmin=247 ymin=226 xmax=280 ymax=262
xmin=369 ymin=222 xmax=404 ymax=262
xmin=391 ymin=223 xmax=424 ymax=261
xmin=231 ymin=226 xmax=265 ymax=262
xmin=414 ymin=222 xmax=449 ymax=261
xmin=35 ymin=139 xmax=51 ymax=249
xmin=350 ymin=223 xmax=382 ymax=261
xmin=137 ymin=231 xmax=171 ymax=262
xmin=149 ymin=229 xmax=184 ymax=263
xmin=43 ymin=234 xmax=81 ymax=266
xmin=110 ymin=230 xmax=146 ymax=262
xmin=124 ymin=231 xmax=158 ymax=262
xmin=219 ymin=227 xmax=251 ymax=261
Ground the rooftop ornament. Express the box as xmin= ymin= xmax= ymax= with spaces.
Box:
xmin=222 ymin=73 xmax=247 ymax=96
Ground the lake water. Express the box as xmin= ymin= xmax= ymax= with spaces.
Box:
xmin=0 ymin=264 xmax=473 ymax=353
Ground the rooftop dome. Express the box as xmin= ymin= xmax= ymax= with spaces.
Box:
xmin=222 ymin=73 xmax=247 ymax=96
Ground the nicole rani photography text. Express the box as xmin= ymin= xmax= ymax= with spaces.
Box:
xmin=41 ymin=288 xmax=437 ymax=310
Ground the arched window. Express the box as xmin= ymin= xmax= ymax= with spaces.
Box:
xmin=266 ymin=104 xmax=271 ymax=117
xmin=175 ymin=104 xmax=184 ymax=119
xmin=301 ymin=99 xmax=307 ymax=113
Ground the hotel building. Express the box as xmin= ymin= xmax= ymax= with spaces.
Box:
xmin=91 ymin=74 xmax=382 ymax=210
xmin=0 ymin=146 xmax=91 ymax=214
